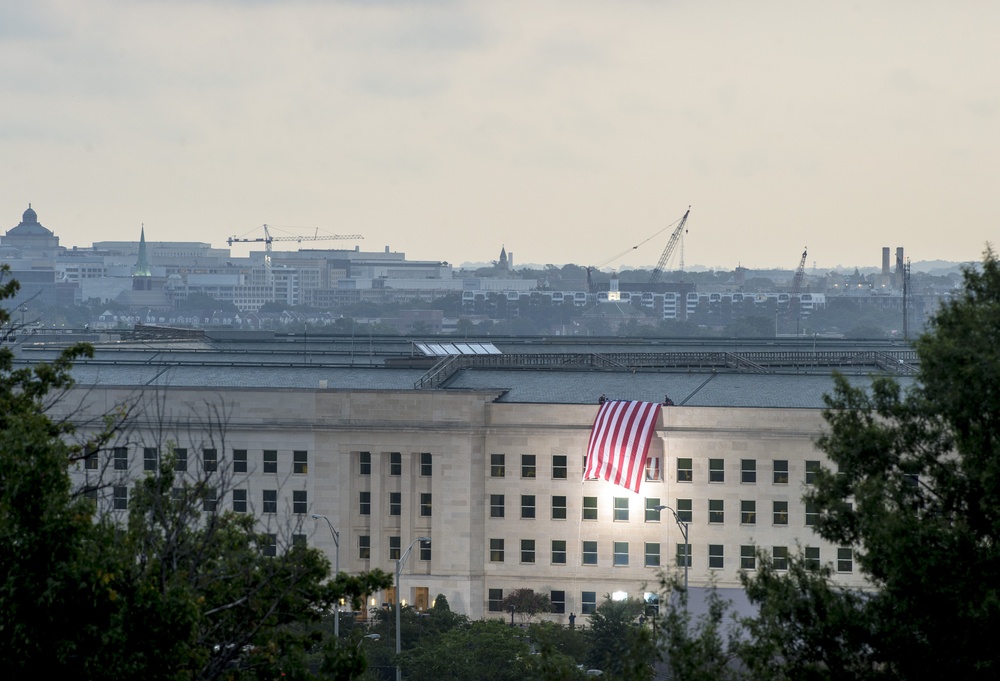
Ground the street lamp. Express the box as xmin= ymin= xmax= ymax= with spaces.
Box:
xmin=312 ymin=514 xmax=341 ymax=639
xmin=357 ymin=632 xmax=380 ymax=651
xmin=655 ymin=505 xmax=690 ymax=591
xmin=396 ymin=536 xmax=430 ymax=681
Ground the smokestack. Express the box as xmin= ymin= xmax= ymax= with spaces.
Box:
xmin=882 ymin=247 xmax=890 ymax=275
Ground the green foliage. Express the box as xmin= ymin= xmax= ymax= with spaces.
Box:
xmin=659 ymin=576 xmax=738 ymax=681
xmin=586 ymin=596 xmax=656 ymax=680
xmin=501 ymin=588 xmax=552 ymax=623
xmin=397 ymin=619 xmax=532 ymax=681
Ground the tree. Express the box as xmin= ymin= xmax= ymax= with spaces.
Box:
xmin=500 ymin=587 xmax=552 ymax=624
xmin=586 ymin=596 xmax=657 ymax=680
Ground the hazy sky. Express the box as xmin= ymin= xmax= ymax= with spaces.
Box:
xmin=2 ymin=1 xmax=996 ymax=271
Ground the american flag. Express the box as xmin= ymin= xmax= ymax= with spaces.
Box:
xmin=584 ymin=400 xmax=663 ymax=492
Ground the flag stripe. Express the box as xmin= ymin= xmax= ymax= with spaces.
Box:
xmin=584 ymin=400 xmax=662 ymax=492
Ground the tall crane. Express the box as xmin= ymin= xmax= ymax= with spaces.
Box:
xmin=227 ymin=225 xmax=364 ymax=286
xmin=784 ymin=247 xmax=808 ymax=334
xmin=790 ymin=247 xmax=808 ymax=296
xmin=629 ymin=207 xmax=691 ymax=319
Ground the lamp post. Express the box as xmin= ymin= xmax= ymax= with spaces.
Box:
xmin=396 ymin=536 xmax=430 ymax=681
xmin=655 ymin=505 xmax=690 ymax=591
xmin=312 ymin=514 xmax=341 ymax=639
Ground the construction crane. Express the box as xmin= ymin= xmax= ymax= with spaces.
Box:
xmin=227 ymin=224 xmax=364 ymax=286
xmin=627 ymin=207 xmax=691 ymax=319
xmin=790 ymin=247 xmax=808 ymax=296
xmin=784 ymin=247 xmax=808 ymax=334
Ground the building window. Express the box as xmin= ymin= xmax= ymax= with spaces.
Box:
xmin=676 ymin=498 xmax=692 ymax=523
xmin=521 ymin=539 xmax=536 ymax=563
xmin=677 ymin=458 xmax=693 ymax=482
xmin=645 ymin=498 xmax=661 ymax=522
xmin=143 ymin=447 xmax=158 ymax=472
xmin=202 ymin=487 xmax=217 ymax=513
xmin=741 ymin=500 xmax=756 ymax=524
xmin=420 ymin=493 xmax=432 ymax=517
xmin=420 ymin=452 xmax=432 ymax=476
xmin=293 ymin=450 xmax=308 ymax=475
xmin=359 ymin=535 xmax=371 ymax=560
xmin=418 ymin=538 xmax=431 ymax=561
xmin=203 ymin=448 xmax=218 ymax=473
xmin=389 ymin=536 xmax=401 ymax=560
xmin=490 ymin=454 xmax=505 ymax=477
xmin=233 ymin=489 xmax=247 ymax=513
xmin=488 ymin=589 xmax=504 ymax=612
xmin=233 ymin=449 xmax=248 ymax=473
xmin=293 ymin=490 xmax=307 ymax=515
xmin=773 ymin=546 xmax=788 ymax=570
xmin=805 ymin=546 xmax=820 ymax=570
xmin=709 ymin=544 xmax=724 ymax=569
xmin=613 ymin=541 xmax=629 ymax=566
xmin=741 ymin=459 xmax=756 ymax=483
xmin=84 ymin=446 xmax=99 ymax=470
xmin=613 ymin=497 xmax=629 ymax=522
xmin=292 ymin=534 xmax=307 ymax=547
xmin=552 ymin=455 xmax=567 ymax=479
xmin=709 ymin=499 xmax=724 ymax=524
xmin=359 ymin=451 xmax=371 ymax=475
xmin=359 ymin=491 xmax=371 ymax=516
xmin=114 ymin=447 xmax=128 ymax=471
xmin=113 ymin=485 xmax=128 ymax=510
xmin=552 ymin=540 xmax=567 ymax=564
xmin=806 ymin=460 xmax=821 ymax=485
xmin=583 ymin=455 xmax=598 ymax=480
xmin=490 ymin=494 xmax=505 ymax=518
xmin=390 ymin=452 xmax=402 ymax=476
xmin=773 ymin=500 xmax=789 ymax=525
xmin=263 ymin=534 xmax=277 ymax=557
xmin=521 ymin=454 xmax=536 ymax=478
xmin=740 ymin=545 xmax=756 ymax=570
xmin=490 ymin=538 xmax=504 ymax=562
xmin=645 ymin=456 xmax=661 ymax=481
xmin=263 ymin=490 xmax=277 ymax=514
xmin=709 ymin=458 xmax=724 ymax=482
xmin=773 ymin=459 xmax=789 ymax=484
xmin=838 ymin=548 xmax=853 ymax=573
xmin=645 ymin=542 xmax=661 ymax=567
xmin=552 ymin=495 xmax=567 ymax=520
xmin=581 ymin=591 xmax=597 ymax=615
xmin=174 ymin=448 xmax=188 ymax=472
xmin=263 ymin=450 xmax=277 ymax=474
xmin=805 ymin=501 xmax=818 ymax=526
xmin=521 ymin=494 xmax=535 ymax=519
xmin=583 ymin=496 xmax=597 ymax=520
xmin=675 ymin=543 xmax=691 ymax=568
xmin=582 ymin=540 xmax=598 ymax=565
xmin=550 ymin=590 xmax=566 ymax=614
xmin=390 ymin=492 xmax=401 ymax=516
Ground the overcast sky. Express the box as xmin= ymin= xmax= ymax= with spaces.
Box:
xmin=2 ymin=1 xmax=996 ymax=271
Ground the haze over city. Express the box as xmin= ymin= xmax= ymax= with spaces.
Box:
xmin=2 ymin=1 xmax=996 ymax=271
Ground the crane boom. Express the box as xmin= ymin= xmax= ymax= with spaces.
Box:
xmin=646 ymin=207 xmax=691 ymax=288
xmin=791 ymin=247 xmax=808 ymax=296
xmin=227 ymin=224 xmax=364 ymax=253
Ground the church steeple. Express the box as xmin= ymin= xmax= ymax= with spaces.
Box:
xmin=133 ymin=224 xmax=151 ymax=277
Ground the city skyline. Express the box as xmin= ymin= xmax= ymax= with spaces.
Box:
xmin=2 ymin=2 xmax=996 ymax=271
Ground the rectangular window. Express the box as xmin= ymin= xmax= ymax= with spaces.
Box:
xmin=420 ymin=493 xmax=432 ymax=517
xmin=741 ymin=500 xmax=756 ymax=524
xmin=709 ymin=458 xmax=724 ymax=482
xmin=614 ymin=541 xmax=629 ymax=566
xmin=293 ymin=450 xmax=308 ymax=475
xmin=263 ymin=490 xmax=277 ymax=514
xmin=677 ymin=457 xmax=693 ymax=482
xmin=293 ymin=490 xmax=307 ymax=515
xmin=773 ymin=501 xmax=789 ymax=525
xmin=645 ymin=542 xmax=661 ymax=567
xmin=552 ymin=495 xmax=567 ymax=520
xmin=521 ymin=454 xmax=536 ymax=478
xmin=390 ymin=492 xmax=401 ymax=516
xmin=805 ymin=501 xmax=819 ymax=526
xmin=741 ymin=459 xmax=756 ymax=483
xmin=389 ymin=536 xmax=401 ymax=560
xmin=676 ymin=498 xmax=692 ymax=523
xmin=740 ymin=545 xmax=756 ymax=570
xmin=581 ymin=591 xmax=597 ymax=615
xmin=490 ymin=538 xmax=504 ymax=562
xmin=84 ymin=446 xmax=99 ymax=470
xmin=521 ymin=494 xmax=535 ymax=519
xmin=420 ymin=452 xmax=432 ymax=476
xmin=174 ymin=448 xmax=188 ymax=472
xmin=552 ymin=455 xmax=567 ymax=479
xmin=709 ymin=499 xmax=724 ymax=524
xmin=614 ymin=497 xmax=629 ymax=522
xmin=582 ymin=540 xmax=598 ymax=565
xmin=552 ymin=540 xmax=567 ymax=564
xmin=233 ymin=489 xmax=247 ymax=513
xmin=490 ymin=494 xmax=505 ymax=518
xmin=292 ymin=534 xmax=307 ymax=547
xmin=675 ymin=543 xmax=691 ymax=568
xmin=838 ymin=548 xmax=853 ymax=573
xmin=806 ymin=460 xmax=821 ymax=485
xmin=805 ymin=546 xmax=820 ymax=570
xmin=521 ymin=539 xmax=536 ymax=563
xmin=114 ymin=447 xmax=128 ymax=471
xmin=359 ymin=491 xmax=371 ymax=515
xmin=550 ymin=590 xmax=566 ymax=614
xmin=233 ymin=449 xmax=247 ymax=473
xmin=203 ymin=448 xmax=218 ymax=473
xmin=490 ymin=453 xmax=505 ymax=477
xmin=359 ymin=451 xmax=371 ymax=475
xmin=263 ymin=450 xmax=277 ymax=474
xmin=390 ymin=452 xmax=402 ymax=476
xmin=645 ymin=456 xmax=661 ymax=481
xmin=263 ymin=534 xmax=277 ymax=557
xmin=202 ymin=487 xmax=217 ymax=513
xmin=773 ymin=459 xmax=789 ymax=484
xmin=143 ymin=447 xmax=158 ymax=472
xmin=418 ymin=538 xmax=431 ymax=561
xmin=113 ymin=485 xmax=128 ymax=510
xmin=359 ymin=535 xmax=371 ymax=560
xmin=773 ymin=546 xmax=788 ymax=570
xmin=645 ymin=498 xmax=661 ymax=522
xmin=709 ymin=544 xmax=724 ymax=569
xmin=583 ymin=496 xmax=598 ymax=521
xmin=488 ymin=588 xmax=504 ymax=612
